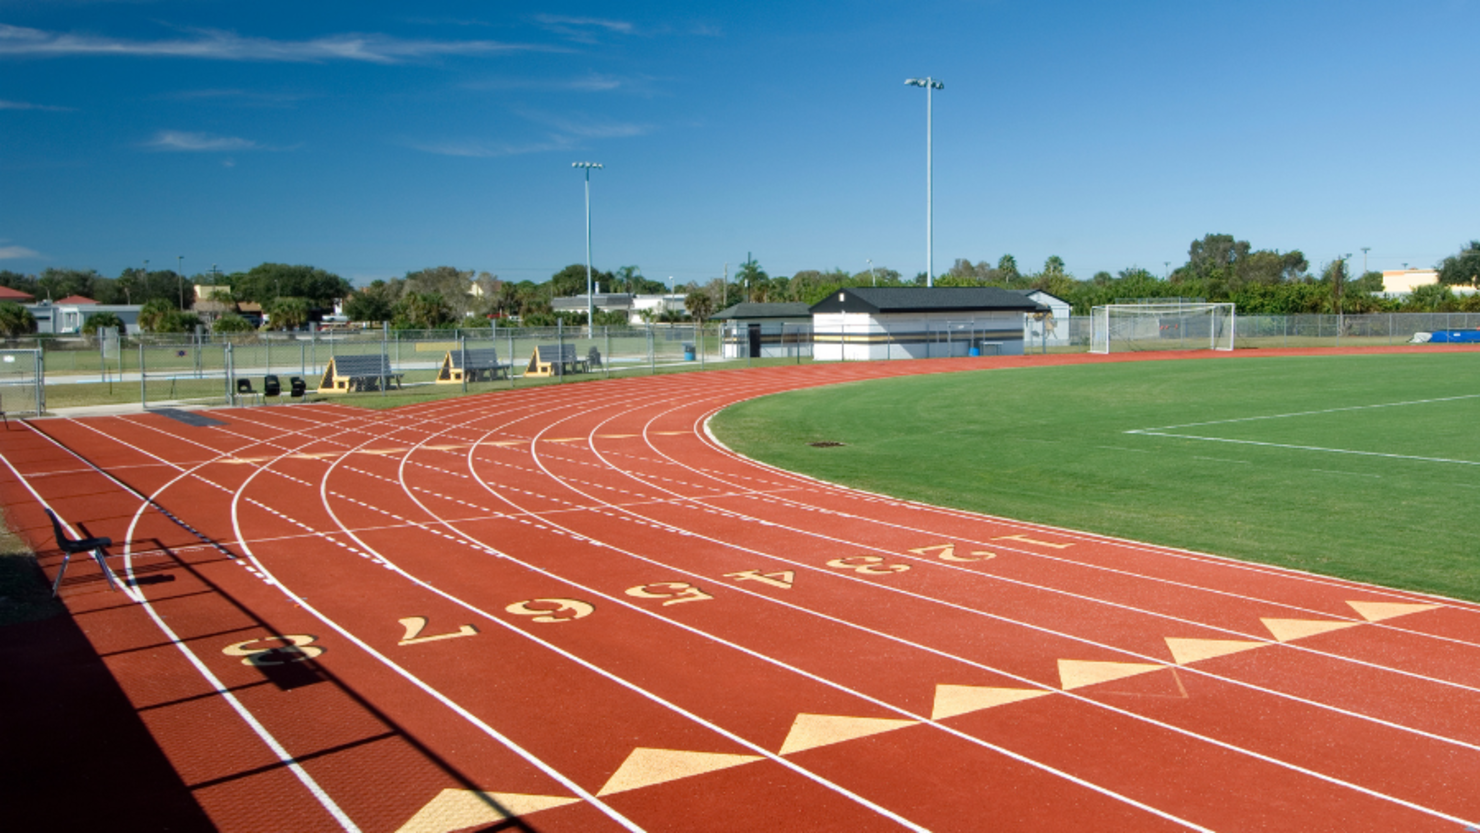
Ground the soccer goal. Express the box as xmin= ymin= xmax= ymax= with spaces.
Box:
xmin=1090 ymin=302 xmax=1235 ymax=354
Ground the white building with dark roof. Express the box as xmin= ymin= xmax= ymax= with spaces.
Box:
xmin=809 ymin=287 xmax=1047 ymax=361
xmin=713 ymin=302 xmax=813 ymax=358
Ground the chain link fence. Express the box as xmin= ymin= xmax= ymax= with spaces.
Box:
xmin=3 ymin=312 xmax=1476 ymax=413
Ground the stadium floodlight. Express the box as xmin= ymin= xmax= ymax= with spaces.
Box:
xmin=904 ymin=77 xmax=944 ymax=287
xmin=1091 ymin=302 xmax=1236 ymax=354
xmin=572 ymin=162 xmax=604 ymax=335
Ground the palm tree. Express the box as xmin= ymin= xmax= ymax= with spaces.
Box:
xmin=265 ymin=297 xmax=310 ymax=330
xmin=0 ymin=302 xmax=36 ymax=337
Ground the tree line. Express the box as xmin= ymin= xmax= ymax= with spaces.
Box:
xmin=2 ymin=238 xmax=1475 ymax=338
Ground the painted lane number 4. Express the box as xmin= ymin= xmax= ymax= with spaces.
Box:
xmin=825 ymin=555 xmax=910 ymax=575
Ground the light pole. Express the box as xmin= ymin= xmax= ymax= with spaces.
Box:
xmin=177 ymin=255 xmax=184 ymax=308
xmin=867 ymin=258 xmax=876 ymax=286
xmin=572 ymin=161 xmax=603 ymax=335
xmin=1361 ymin=246 xmax=1370 ymax=276
xmin=905 ymin=77 xmax=944 ymax=287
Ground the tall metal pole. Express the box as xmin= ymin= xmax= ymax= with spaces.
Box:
xmin=585 ymin=168 xmax=593 ymax=335
xmin=177 ymin=255 xmax=184 ymax=308
xmin=572 ymin=162 xmax=603 ymax=337
xmin=906 ymin=78 xmax=944 ymax=287
xmin=1361 ymin=246 xmax=1370 ymax=275
xmin=927 ymin=81 xmax=933 ymax=288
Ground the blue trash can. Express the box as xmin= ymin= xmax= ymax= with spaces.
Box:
xmin=683 ymin=343 xmax=695 ymax=361
xmin=968 ymin=346 xmax=981 ymax=357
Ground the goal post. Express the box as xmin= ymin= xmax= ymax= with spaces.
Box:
xmin=1090 ymin=302 xmax=1235 ymax=354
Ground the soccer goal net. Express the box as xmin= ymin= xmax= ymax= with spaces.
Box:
xmin=1090 ymin=303 xmax=1235 ymax=354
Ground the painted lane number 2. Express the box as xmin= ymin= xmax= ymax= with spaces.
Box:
xmin=909 ymin=543 xmax=997 ymax=562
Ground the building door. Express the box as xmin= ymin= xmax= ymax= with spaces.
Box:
xmin=748 ymin=324 xmax=762 ymax=358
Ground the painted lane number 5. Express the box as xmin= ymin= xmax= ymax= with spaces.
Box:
xmin=625 ymin=582 xmax=714 ymax=606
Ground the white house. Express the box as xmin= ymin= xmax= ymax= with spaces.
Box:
xmin=810 ymin=287 xmax=1047 ymax=361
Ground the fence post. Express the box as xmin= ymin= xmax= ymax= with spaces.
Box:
xmin=699 ymin=323 xmax=705 ymax=370
xmin=35 ymin=348 xmax=44 ymax=415
xmin=605 ymin=325 xmax=611 ymax=379
xmin=557 ymin=319 xmax=565 ymax=384
xmin=460 ymin=334 xmax=467 ymax=394
xmin=139 ymin=341 xmax=146 ymax=409
xmin=648 ymin=325 xmax=655 ymax=374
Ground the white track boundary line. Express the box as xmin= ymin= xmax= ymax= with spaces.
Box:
xmin=9 ymin=426 xmax=361 ymax=833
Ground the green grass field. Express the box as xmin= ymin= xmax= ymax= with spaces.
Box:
xmin=712 ymin=352 xmax=1480 ymax=602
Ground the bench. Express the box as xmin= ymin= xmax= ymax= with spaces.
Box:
xmin=524 ymin=344 xmax=587 ymax=378
xmin=317 ymin=354 xmax=404 ymax=393
xmin=437 ymin=347 xmax=511 ymax=384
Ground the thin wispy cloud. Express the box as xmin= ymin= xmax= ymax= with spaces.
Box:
xmin=0 ymin=23 xmax=554 ymax=63
xmin=0 ymin=245 xmax=40 ymax=260
xmin=162 ymin=88 xmax=314 ymax=107
xmin=468 ymin=73 xmax=628 ymax=93
xmin=144 ymin=130 xmax=259 ymax=151
xmin=520 ymin=110 xmax=652 ymax=139
xmin=408 ymin=136 xmax=576 ymax=159
xmin=0 ymin=98 xmax=72 ymax=111
xmin=532 ymin=15 xmax=635 ymax=43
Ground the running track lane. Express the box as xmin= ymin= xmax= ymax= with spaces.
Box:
xmin=4 ymin=349 xmax=1479 ymax=832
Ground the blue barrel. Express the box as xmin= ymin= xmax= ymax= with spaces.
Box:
xmin=683 ymin=343 xmax=696 ymax=361
xmin=968 ymin=347 xmax=981 ymax=357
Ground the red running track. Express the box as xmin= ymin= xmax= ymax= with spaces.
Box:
xmin=4 ymin=350 xmax=1480 ymax=832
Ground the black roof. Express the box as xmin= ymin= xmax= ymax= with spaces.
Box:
xmin=809 ymin=287 xmax=1048 ymax=315
xmin=712 ymin=302 xmax=813 ymax=320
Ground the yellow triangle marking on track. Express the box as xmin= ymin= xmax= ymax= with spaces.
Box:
xmin=652 ymin=431 xmax=690 ymax=436
xmin=597 ymin=433 xmax=640 ymax=439
xmin=777 ymin=713 xmax=917 ymax=755
xmin=1261 ymin=618 xmax=1361 ymax=643
xmin=481 ymin=440 xmax=527 ymax=447
xmin=1347 ymin=601 xmax=1441 ymax=622
xmin=395 ymin=789 xmax=580 ymax=833
xmin=543 ymin=437 xmax=585 ymax=443
xmin=930 ymin=685 xmax=1050 ymax=720
xmin=1164 ymin=637 xmax=1266 ymax=665
xmin=1057 ymin=659 xmax=1164 ymax=691
xmin=596 ymin=748 xmax=762 ymax=796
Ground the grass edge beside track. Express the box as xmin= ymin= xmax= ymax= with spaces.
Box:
xmin=710 ymin=352 xmax=1480 ymax=603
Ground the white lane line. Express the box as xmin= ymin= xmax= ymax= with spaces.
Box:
xmin=11 ymin=426 xmax=360 ymax=833
xmin=1133 ymin=393 xmax=1480 ymax=433
xmin=1128 ymin=431 xmax=1480 ymax=467
xmin=434 ymin=399 xmax=1478 ymax=828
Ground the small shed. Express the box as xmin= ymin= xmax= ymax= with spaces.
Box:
xmin=713 ymin=302 xmax=813 ymax=358
xmin=809 ymin=287 xmax=1047 ymax=360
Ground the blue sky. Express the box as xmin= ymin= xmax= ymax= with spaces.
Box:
xmin=2 ymin=1 xmax=1476 ymax=288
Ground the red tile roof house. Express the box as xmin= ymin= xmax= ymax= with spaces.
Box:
xmin=0 ymin=285 xmax=36 ymax=302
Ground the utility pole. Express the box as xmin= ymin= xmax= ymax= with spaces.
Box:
xmin=1361 ymin=247 xmax=1371 ymax=275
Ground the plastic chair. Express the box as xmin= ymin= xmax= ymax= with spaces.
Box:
xmin=44 ymin=508 xmax=117 ymax=597
xmin=263 ymin=374 xmax=282 ymax=398
xmin=236 ymin=378 xmax=262 ymax=405
xmin=288 ymin=377 xmax=307 ymax=401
